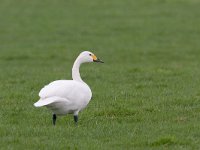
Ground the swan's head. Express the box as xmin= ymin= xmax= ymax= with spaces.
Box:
xmin=78 ymin=51 xmax=104 ymax=63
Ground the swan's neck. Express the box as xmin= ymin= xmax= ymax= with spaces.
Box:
xmin=72 ymin=57 xmax=83 ymax=83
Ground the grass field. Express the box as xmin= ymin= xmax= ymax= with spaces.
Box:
xmin=0 ymin=0 xmax=200 ymax=149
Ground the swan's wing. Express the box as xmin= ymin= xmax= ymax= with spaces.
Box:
xmin=38 ymin=80 xmax=91 ymax=101
xmin=34 ymin=96 xmax=70 ymax=107
xmin=39 ymin=80 xmax=77 ymax=99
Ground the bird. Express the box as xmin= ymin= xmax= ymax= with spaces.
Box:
xmin=34 ymin=51 xmax=104 ymax=125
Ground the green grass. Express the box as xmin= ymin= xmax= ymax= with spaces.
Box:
xmin=0 ymin=0 xmax=200 ymax=149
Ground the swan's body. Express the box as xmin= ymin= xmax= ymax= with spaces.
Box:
xmin=34 ymin=51 xmax=103 ymax=125
xmin=35 ymin=80 xmax=92 ymax=115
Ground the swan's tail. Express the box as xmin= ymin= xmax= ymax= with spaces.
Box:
xmin=34 ymin=97 xmax=69 ymax=107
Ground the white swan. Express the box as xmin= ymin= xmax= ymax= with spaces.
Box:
xmin=34 ymin=51 xmax=103 ymax=125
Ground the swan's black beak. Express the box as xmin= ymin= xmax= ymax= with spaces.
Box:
xmin=93 ymin=58 xmax=104 ymax=63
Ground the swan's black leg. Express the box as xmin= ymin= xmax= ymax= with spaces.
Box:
xmin=53 ymin=114 xmax=57 ymax=125
xmin=74 ymin=115 xmax=78 ymax=125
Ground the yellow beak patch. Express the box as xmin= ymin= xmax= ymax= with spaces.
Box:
xmin=92 ymin=54 xmax=97 ymax=60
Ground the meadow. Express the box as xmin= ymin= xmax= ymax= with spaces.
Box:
xmin=0 ymin=0 xmax=200 ymax=149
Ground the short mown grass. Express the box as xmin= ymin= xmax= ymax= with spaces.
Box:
xmin=0 ymin=0 xmax=200 ymax=149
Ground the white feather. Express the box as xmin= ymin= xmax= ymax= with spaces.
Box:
xmin=35 ymin=80 xmax=92 ymax=115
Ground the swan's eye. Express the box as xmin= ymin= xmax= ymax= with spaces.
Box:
xmin=89 ymin=54 xmax=92 ymax=56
